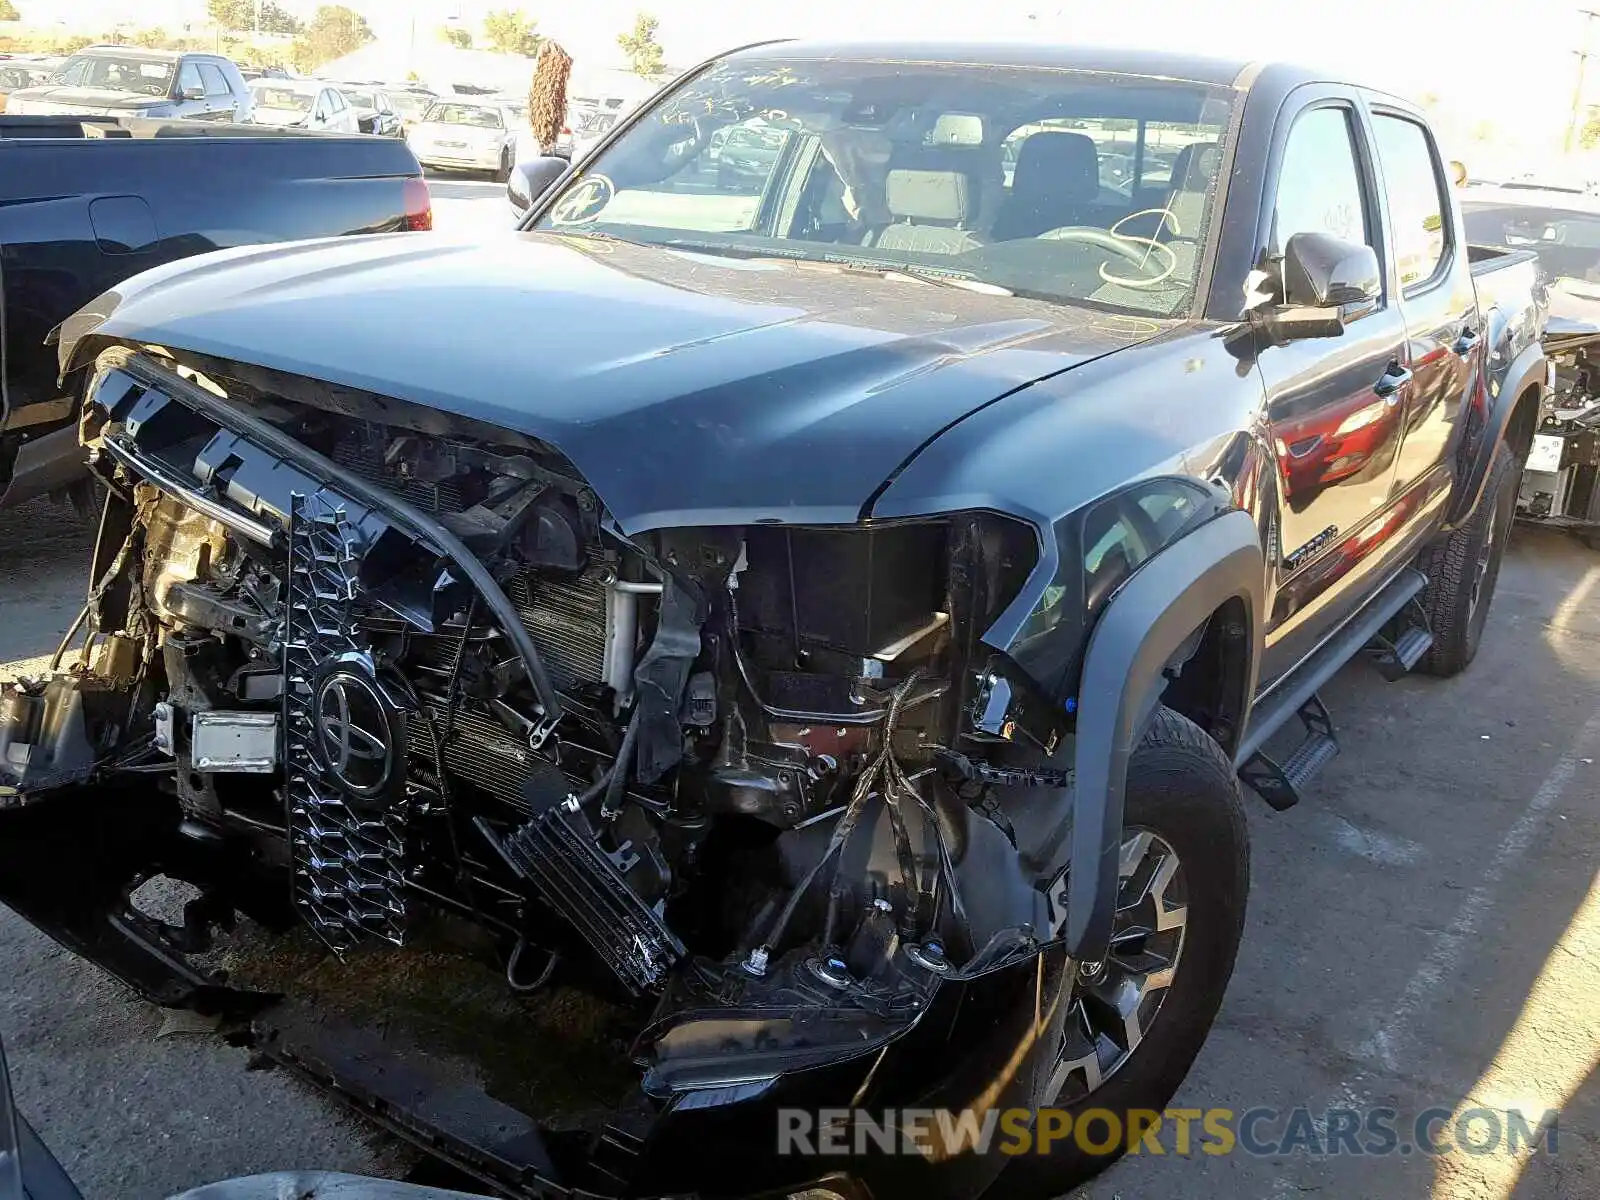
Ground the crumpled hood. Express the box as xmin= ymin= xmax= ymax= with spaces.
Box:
xmin=60 ymin=231 xmax=1162 ymax=532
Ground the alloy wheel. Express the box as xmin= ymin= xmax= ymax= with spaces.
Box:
xmin=1045 ymin=829 xmax=1189 ymax=1105
xmin=1469 ymin=491 xmax=1500 ymax=619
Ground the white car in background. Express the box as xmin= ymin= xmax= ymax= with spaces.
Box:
xmin=249 ymin=79 xmax=359 ymax=132
xmin=569 ymin=95 xmax=630 ymax=161
xmin=406 ymin=100 xmax=519 ymax=179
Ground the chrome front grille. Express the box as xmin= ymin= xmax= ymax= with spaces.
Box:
xmin=283 ymin=491 xmax=410 ymax=951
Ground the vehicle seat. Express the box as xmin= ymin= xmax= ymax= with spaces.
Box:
xmin=871 ymin=169 xmax=986 ymax=254
xmin=1123 ymin=141 xmax=1218 ymax=240
xmin=992 ymin=131 xmax=1100 ymax=241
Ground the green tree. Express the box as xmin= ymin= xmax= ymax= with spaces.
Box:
xmin=441 ymin=25 xmax=472 ymax=48
xmin=0 ymin=1 xmax=20 ymax=22
xmin=483 ymin=8 xmax=541 ymax=56
xmin=1581 ymin=110 xmax=1600 ymax=152
xmin=208 ymin=0 xmax=302 ymax=35
xmin=133 ymin=27 xmax=170 ymax=48
xmin=617 ymin=12 xmax=663 ymax=78
xmin=291 ymin=5 xmax=373 ymax=72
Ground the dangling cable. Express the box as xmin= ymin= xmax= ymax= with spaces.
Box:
xmin=753 ymin=669 xmax=928 ymax=965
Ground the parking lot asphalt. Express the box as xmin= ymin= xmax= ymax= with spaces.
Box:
xmin=1 ymin=183 xmax=1596 ymax=1200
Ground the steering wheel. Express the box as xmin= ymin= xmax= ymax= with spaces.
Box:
xmin=1036 ymin=224 xmax=1179 ymax=289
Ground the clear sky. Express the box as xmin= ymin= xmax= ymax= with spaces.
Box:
xmin=36 ymin=0 xmax=1598 ymax=161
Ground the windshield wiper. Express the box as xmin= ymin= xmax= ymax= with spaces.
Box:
xmin=654 ymin=239 xmax=1013 ymax=294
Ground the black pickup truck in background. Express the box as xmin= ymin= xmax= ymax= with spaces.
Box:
xmin=0 ymin=115 xmax=428 ymax=507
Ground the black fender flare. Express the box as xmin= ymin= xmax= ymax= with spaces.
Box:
xmin=1066 ymin=508 xmax=1264 ymax=961
xmin=1445 ymin=338 xmax=1545 ymax=528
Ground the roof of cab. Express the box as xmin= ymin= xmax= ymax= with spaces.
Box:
xmin=719 ymin=39 xmax=1258 ymax=88
xmin=75 ymin=46 xmax=190 ymax=63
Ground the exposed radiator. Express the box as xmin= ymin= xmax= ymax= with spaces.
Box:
xmin=330 ymin=426 xmax=609 ymax=699
xmin=408 ymin=704 xmax=572 ymax=811
xmin=506 ymin=562 xmax=609 ymax=695
xmin=330 ymin=431 xmax=467 ymax=515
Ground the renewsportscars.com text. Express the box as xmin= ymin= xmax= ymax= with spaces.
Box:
xmin=778 ymin=1106 xmax=1560 ymax=1159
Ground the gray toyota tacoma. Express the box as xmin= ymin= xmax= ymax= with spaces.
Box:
xmin=0 ymin=41 xmax=1547 ymax=1200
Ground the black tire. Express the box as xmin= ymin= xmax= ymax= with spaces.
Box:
xmin=494 ymin=150 xmax=512 ymax=183
xmin=1415 ymin=441 xmax=1520 ymax=677
xmin=999 ymin=707 xmax=1249 ymax=1199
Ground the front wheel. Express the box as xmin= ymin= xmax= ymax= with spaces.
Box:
xmin=1000 ymin=707 xmax=1249 ymax=1198
xmin=494 ymin=150 xmax=513 ymax=183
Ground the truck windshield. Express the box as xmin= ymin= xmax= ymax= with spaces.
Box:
xmin=56 ymin=53 xmax=174 ymax=97
xmin=534 ymin=55 xmax=1235 ymax=317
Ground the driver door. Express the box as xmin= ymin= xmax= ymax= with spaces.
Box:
xmin=1255 ymin=95 xmax=1410 ymax=684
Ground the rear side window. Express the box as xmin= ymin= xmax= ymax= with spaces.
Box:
xmin=1372 ymin=113 xmax=1449 ymax=289
xmin=198 ymin=62 xmax=229 ymax=97
xmin=1274 ymin=106 xmax=1372 ymax=254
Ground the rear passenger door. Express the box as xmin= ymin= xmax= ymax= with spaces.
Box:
xmin=1369 ymin=107 xmax=1477 ymax=509
xmin=1255 ymin=95 xmax=1411 ymax=682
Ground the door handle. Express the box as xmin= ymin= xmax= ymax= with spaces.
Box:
xmin=1374 ymin=362 xmax=1413 ymax=400
xmin=1452 ymin=326 xmax=1480 ymax=357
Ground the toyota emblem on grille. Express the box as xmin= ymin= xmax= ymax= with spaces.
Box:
xmin=311 ymin=668 xmax=396 ymax=797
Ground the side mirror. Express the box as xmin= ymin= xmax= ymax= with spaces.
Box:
xmin=1271 ymin=231 xmax=1381 ymax=339
xmin=181 ymin=84 xmax=205 ymax=101
xmin=508 ymin=155 xmax=572 ymax=218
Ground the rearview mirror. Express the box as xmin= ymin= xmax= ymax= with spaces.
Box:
xmin=1271 ymin=231 xmax=1381 ymax=339
xmin=508 ymin=156 xmax=572 ymax=218
xmin=181 ymin=85 xmax=205 ymax=101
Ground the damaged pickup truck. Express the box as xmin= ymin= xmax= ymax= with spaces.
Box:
xmin=0 ymin=41 xmax=1547 ymax=1200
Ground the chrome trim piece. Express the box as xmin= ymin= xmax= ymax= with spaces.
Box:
xmin=100 ymin=435 xmax=278 ymax=547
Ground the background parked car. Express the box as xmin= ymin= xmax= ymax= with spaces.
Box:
xmin=250 ymin=79 xmax=359 ymax=132
xmin=568 ymin=95 xmax=628 ymax=160
xmin=482 ymin=91 xmax=564 ymax=159
xmin=384 ymin=85 xmax=438 ymax=131
xmin=407 ymin=99 xmax=518 ymax=179
xmin=336 ymin=85 xmax=403 ymax=137
xmin=3 ymin=47 xmax=252 ymax=121
xmin=0 ymin=60 xmax=61 ymax=112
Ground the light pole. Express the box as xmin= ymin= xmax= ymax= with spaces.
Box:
xmin=1566 ymin=8 xmax=1600 ymax=154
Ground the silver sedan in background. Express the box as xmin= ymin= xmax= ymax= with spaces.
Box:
xmin=406 ymin=100 xmax=519 ymax=179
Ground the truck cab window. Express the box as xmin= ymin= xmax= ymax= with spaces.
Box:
xmin=198 ymin=63 xmax=230 ymax=98
xmin=1273 ymin=106 xmax=1372 ymax=257
xmin=1372 ymin=114 xmax=1448 ymax=289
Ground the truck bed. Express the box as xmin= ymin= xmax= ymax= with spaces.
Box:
xmin=0 ymin=116 xmax=427 ymax=506
xmin=1468 ymin=242 xmax=1543 ymax=324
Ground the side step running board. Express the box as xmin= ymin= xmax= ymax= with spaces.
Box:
xmin=1238 ymin=693 xmax=1338 ymax=811
xmin=1235 ymin=567 xmax=1429 ymax=808
xmin=1365 ymin=597 xmax=1434 ymax=681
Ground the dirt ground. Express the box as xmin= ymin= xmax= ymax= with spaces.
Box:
xmin=1 ymin=490 xmax=1596 ymax=1199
